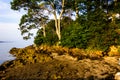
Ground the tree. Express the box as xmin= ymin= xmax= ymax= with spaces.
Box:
xmin=11 ymin=0 xmax=120 ymax=51
xmin=34 ymin=20 xmax=58 ymax=45
xmin=39 ymin=0 xmax=65 ymax=43
xmin=63 ymin=0 xmax=84 ymax=19
xmin=11 ymin=0 xmax=66 ymax=43
xmin=19 ymin=8 xmax=48 ymax=39
xmin=61 ymin=0 xmax=120 ymax=51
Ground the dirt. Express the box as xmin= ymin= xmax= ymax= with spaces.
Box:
xmin=0 ymin=56 xmax=120 ymax=79
xmin=0 ymin=45 xmax=120 ymax=79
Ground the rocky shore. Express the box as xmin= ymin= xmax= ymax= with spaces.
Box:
xmin=0 ymin=45 xmax=120 ymax=79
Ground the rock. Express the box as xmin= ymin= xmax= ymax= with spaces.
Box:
xmin=115 ymin=72 xmax=120 ymax=80
xmin=1 ymin=45 xmax=120 ymax=79
xmin=108 ymin=45 xmax=120 ymax=56
xmin=0 ymin=61 xmax=13 ymax=71
xmin=51 ymin=53 xmax=77 ymax=61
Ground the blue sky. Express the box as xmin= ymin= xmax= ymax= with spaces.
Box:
xmin=0 ymin=0 xmax=24 ymax=23
xmin=0 ymin=0 xmax=34 ymax=63
xmin=0 ymin=0 xmax=26 ymax=41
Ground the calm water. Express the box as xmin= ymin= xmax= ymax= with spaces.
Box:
xmin=0 ymin=40 xmax=33 ymax=64
xmin=0 ymin=0 xmax=36 ymax=64
xmin=0 ymin=23 xmax=36 ymax=64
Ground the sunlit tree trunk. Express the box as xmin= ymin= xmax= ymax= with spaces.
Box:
xmin=75 ymin=0 xmax=79 ymax=19
xmin=58 ymin=0 xmax=65 ymax=42
xmin=42 ymin=25 xmax=46 ymax=37
xmin=39 ymin=0 xmax=65 ymax=43
xmin=114 ymin=0 xmax=117 ymax=6
xmin=51 ymin=0 xmax=65 ymax=43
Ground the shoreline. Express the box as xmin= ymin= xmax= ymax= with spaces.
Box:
xmin=0 ymin=45 xmax=120 ymax=79
xmin=0 ymin=40 xmax=33 ymax=65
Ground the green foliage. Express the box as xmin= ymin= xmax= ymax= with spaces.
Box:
xmin=61 ymin=11 xmax=120 ymax=51
xmin=11 ymin=0 xmax=120 ymax=52
xmin=34 ymin=11 xmax=120 ymax=51
xmin=34 ymin=32 xmax=46 ymax=45
xmin=34 ymin=17 xmax=73 ymax=46
xmin=61 ymin=22 xmax=90 ymax=48
xmin=34 ymin=20 xmax=58 ymax=45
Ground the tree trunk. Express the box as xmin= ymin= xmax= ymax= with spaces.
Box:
xmin=58 ymin=18 xmax=61 ymax=41
xmin=42 ymin=25 xmax=46 ymax=37
xmin=52 ymin=0 xmax=65 ymax=43
xmin=76 ymin=8 xmax=79 ymax=19
xmin=53 ymin=12 xmax=60 ymax=40
xmin=49 ymin=0 xmax=65 ymax=45
xmin=75 ymin=0 xmax=79 ymax=19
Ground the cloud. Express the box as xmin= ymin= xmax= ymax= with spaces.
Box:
xmin=0 ymin=0 xmax=25 ymax=23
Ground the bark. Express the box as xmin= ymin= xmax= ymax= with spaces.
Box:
xmin=75 ymin=0 xmax=79 ymax=19
xmin=41 ymin=0 xmax=65 ymax=43
xmin=53 ymin=11 xmax=59 ymax=39
xmin=57 ymin=18 xmax=61 ymax=41
xmin=50 ymin=0 xmax=65 ymax=42
xmin=75 ymin=8 xmax=79 ymax=19
xmin=42 ymin=25 xmax=46 ymax=37
xmin=114 ymin=0 xmax=117 ymax=6
xmin=57 ymin=0 xmax=65 ymax=41
xmin=111 ymin=13 xmax=116 ymax=24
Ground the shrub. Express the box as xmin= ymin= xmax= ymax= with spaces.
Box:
xmin=61 ymin=17 xmax=120 ymax=52
xmin=34 ymin=20 xmax=58 ymax=45
xmin=61 ymin=22 xmax=91 ymax=49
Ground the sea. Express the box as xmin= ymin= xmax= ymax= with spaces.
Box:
xmin=0 ymin=40 xmax=33 ymax=64
xmin=0 ymin=23 xmax=36 ymax=65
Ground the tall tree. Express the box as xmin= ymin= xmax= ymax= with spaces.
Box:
xmin=63 ymin=0 xmax=83 ymax=19
xmin=19 ymin=8 xmax=48 ymax=39
xmin=11 ymin=0 xmax=65 ymax=43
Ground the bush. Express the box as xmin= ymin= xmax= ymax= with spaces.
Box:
xmin=34 ymin=14 xmax=120 ymax=52
xmin=34 ymin=17 xmax=73 ymax=46
xmin=61 ymin=22 xmax=91 ymax=49
xmin=34 ymin=20 xmax=58 ymax=45
xmin=61 ymin=17 xmax=120 ymax=51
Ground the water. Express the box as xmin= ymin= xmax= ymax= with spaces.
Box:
xmin=0 ymin=23 xmax=36 ymax=64
xmin=0 ymin=40 xmax=33 ymax=64
xmin=0 ymin=0 xmax=36 ymax=64
xmin=0 ymin=25 xmax=36 ymax=64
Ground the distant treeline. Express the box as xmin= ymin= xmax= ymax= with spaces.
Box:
xmin=0 ymin=41 xmax=13 ymax=43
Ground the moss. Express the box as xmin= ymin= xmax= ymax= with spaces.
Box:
xmin=9 ymin=44 xmax=120 ymax=67
xmin=51 ymin=74 xmax=61 ymax=79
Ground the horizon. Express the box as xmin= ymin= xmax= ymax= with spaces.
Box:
xmin=0 ymin=0 xmax=34 ymax=64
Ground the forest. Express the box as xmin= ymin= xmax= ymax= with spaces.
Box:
xmin=11 ymin=0 xmax=120 ymax=52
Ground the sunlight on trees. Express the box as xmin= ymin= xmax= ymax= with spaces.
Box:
xmin=11 ymin=0 xmax=120 ymax=51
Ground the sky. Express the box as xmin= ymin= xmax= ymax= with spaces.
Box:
xmin=0 ymin=0 xmax=29 ymax=41
xmin=0 ymin=0 xmax=25 ymax=23
xmin=0 ymin=0 xmax=34 ymax=63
